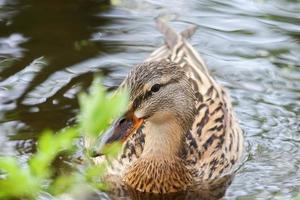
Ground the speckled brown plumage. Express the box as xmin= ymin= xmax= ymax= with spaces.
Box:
xmin=89 ymin=19 xmax=244 ymax=196
xmin=123 ymin=156 xmax=193 ymax=193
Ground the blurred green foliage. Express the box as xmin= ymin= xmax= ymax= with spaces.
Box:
xmin=78 ymin=78 xmax=128 ymax=138
xmin=0 ymin=78 xmax=128 ymax=199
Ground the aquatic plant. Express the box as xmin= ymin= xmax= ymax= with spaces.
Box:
xmin=0 ymin=78 xmax=128 ymax=199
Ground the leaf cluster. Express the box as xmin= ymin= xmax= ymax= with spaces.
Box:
xmin=0 ymin=78 xmax=128 ymax=199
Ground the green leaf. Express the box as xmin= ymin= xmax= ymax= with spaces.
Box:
xmin=29 ymin=128 xmax=78 ymax=179
xmin=48 ymin=173 xmax=80 ymax=196
xmin=0 ymin=157 xmax=41 ymax=198
xmin=102 ymin=142 xmax=122 ymax=158
xmin=85 ymin=164 xmax=108 ymax=190
xmin=78 ymin=77 xmax=128 ymax=138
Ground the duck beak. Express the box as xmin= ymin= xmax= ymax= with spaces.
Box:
xmin=91 ymin=109 xmax=144 ymax=157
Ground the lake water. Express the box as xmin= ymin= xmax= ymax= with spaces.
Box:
xmin=0 ymin=0 xmax=299 ymax=199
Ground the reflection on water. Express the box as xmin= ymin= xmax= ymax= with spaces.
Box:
xmin=0 ymin=0 xmax=299 ymax=199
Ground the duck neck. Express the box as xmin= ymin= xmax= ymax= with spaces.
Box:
xmin=141 ymin=114 xmax=184 ymax=159
xmin=122 ymin=114 xmax=193 ymax=193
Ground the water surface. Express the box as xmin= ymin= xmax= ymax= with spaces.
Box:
xmin=0 ymin=0 xmax=299 ymax=199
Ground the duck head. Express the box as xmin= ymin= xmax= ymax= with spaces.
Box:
xmin=100 ymin=61 xmax=196 ymax=154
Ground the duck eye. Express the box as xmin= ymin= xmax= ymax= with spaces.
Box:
xmin=151 ymin=84 xmax=161 ymax=92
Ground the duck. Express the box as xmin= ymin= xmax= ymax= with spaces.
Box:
xmin=89 ymin=19 xmax=244 ymax=195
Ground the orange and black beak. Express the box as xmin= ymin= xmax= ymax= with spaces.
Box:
xmin=92 ymin=109 xmax=144 ymax=157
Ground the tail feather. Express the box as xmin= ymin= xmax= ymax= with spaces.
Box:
xmin=180 ymin=25 xmax=197 ymax=40
xmin=156 ymin=19 xmax=197 ymax=49
xmin=154 ymin=19 xmax=210 ymax=78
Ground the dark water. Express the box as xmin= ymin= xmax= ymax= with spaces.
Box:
xmin=0 ymin=0 xmax=299 ymax=199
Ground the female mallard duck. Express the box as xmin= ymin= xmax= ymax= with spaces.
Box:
xmin=91 ymin=20 xmax=244 ymax=195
